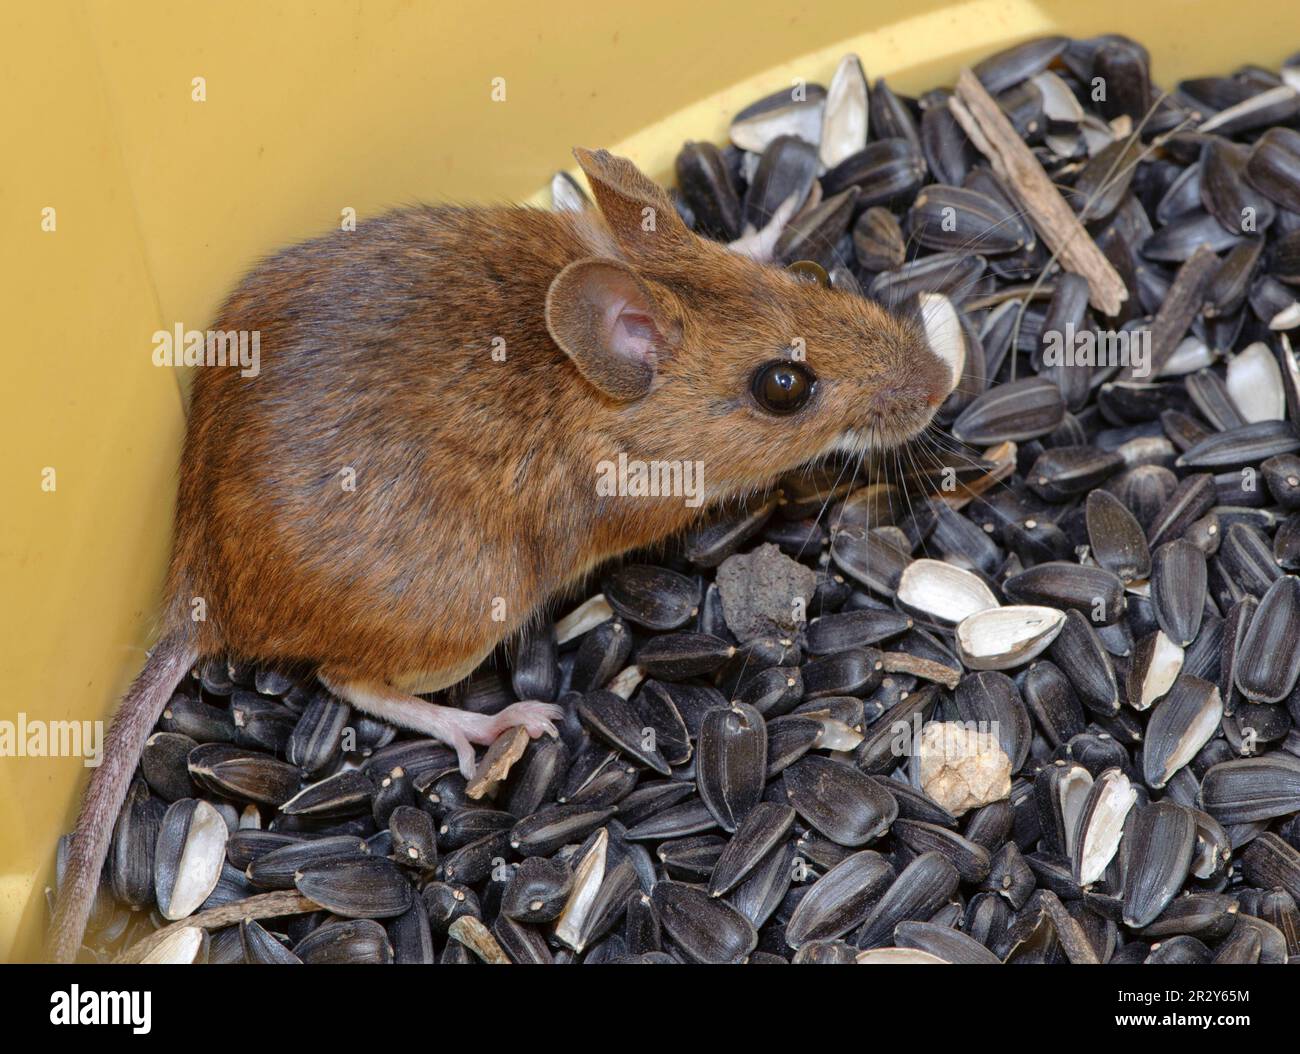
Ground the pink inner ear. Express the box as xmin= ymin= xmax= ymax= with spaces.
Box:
xmin=599 ymin=292 xmax=661 ymax=366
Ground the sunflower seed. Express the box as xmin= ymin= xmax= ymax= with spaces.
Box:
xmin=908 ymin=184 xmax=1031 ymax=254
xmin=1086 ymin=489 xmax=1151 ymax=582
xmin=188 ymin=744 xmax=301 ymax=807
xmin=730 ymin=84 xmax=827 ymax=154
xmin=942 ymin=679 xmax=1025 ymax=783
xmin=952 ymin=377 xmax=1066 ymax=444
xmin=1242 ymin=832 xmax=1300 ymax=901
xmin=820 ymin=55 xmax=869 ymax=168
xmin=783 ymin=756 xmax=897 ymax=847
xmin=1004 ymin=563 xmax=1125 ymax=625
xmin=783 ymin=850 xmax=894 ymax=947
xmin=854 ymin=852 xmax=960 ymax=949
xmin=285 ymin=690 xmax=350 ymax=775
xmin=652 ymin=881 xmax=757 ymax=963
xmin=894 ymin=558 xmax=997 ymax=625
xmin=1200 ymin=754 xmax=1300 ymax=824
xmin=1047 ymin=609 xmax=1121 ymax=716
xmin=279 ymin=769 xmax=373 ymax=817
xmin=1176 ymin=420 xmax=1300 ymax=469
xmin=852 ymin=206 xmax=907 ymax=270
xmin=1122 ymin=802 xmax=1197 ymax=928
xmin=707 ymin=802 xmax=795 ymax=897
xmin=153 ymin=798 xmax=227 ymax=921
xmin=109 ymin=779 xmax=163 ymax=912
xmin=1150 ymin=539 xmax=1208 ymax=646
xmin=974 ymin=35 xmax=1069 ymax=94
xmin=1235 ymin=574 xmax=1300 ymax=701
xmin=675 ymin=141 xmax=742 ymax=241
xmin=1245 ymin=127 xmax=1300 ymax=213
xmin=294 ymin=856 xmax=412 ymax=919
xmin=696 ymin=704 xmax=767 ymax=833
xmin=956 ymin=606 xmax=1066 ymax=670
xmin=804 ymin=608 xmax=912 ymax=654
xmin=576 ymin=690 xmax=671 ymax=774
xmin=893 ymin=819 xmax=991 ymax=883
xmin=1072 ymin=768 xmax=1137 ymax=885
xmin=1144 ymin=675 xmax=1224 ymax=789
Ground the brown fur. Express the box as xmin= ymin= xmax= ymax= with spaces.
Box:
xmin=165 ymin=148 xmax=947 ymax=682
xmin=48 ymin=148 xmax=949 ymax=959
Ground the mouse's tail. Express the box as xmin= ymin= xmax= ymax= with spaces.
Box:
xmin=45 ymin=629 xmax=199 ymax=963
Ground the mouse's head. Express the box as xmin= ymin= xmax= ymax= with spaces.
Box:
xmin=545 ymin=148 xmax=957 ymax=491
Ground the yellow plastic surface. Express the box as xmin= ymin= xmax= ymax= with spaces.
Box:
xmin=3 ymin=0 xmax=1299 ymax=961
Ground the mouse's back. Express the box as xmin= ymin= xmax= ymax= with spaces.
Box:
xmin=165 ymin=203 xmax=618 ymax=681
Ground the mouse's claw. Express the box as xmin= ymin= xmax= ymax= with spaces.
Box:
xmin=488 ymin=701 xmax=564 ymax=741
xmin=451 ymin=736 xmax=479 ymax=781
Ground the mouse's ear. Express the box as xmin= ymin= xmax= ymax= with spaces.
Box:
xmin=546 ymin=257 xmax=682 ymax=400
xmin=573 ymin=147 xmax=691 ymax=257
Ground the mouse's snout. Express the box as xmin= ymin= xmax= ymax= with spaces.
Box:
xmin=876 ymin=360 xmax=949 ymax=421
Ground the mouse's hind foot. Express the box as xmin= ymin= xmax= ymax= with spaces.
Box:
xmin=319 ymin=673 xmax=562 ymax=779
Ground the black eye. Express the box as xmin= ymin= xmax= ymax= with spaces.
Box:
xmin=752 ymin=360 xmax=816 ymax=415
xmin=787 ymin=259 xmax=830 ymax=288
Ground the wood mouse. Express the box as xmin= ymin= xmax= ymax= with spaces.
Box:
xmin=47 ymin=147 xmax=953 ymax=960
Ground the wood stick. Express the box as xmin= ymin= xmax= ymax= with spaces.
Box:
xmin=881 ymin=652 xmax=961 ymax=689
xmin=115 ymin=890 xmax=318 ymax=963
xmin=949 ymin=70 xmax=1129 ymax=317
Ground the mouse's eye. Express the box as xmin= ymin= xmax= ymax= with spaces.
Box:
xmin=787 ymin=260 xmax=830 ymax=288
xmin=752 ymin=360 xmax=816 ymax=415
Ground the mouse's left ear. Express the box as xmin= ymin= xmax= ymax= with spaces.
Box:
xmin=546 ymin=257 xmax=682 ymax=400
xmin=573 ymin=148 xmax=692 ymax=259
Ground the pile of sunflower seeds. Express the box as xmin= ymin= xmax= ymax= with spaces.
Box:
xmin=68 ymin=34 xmax=1300 ymax=964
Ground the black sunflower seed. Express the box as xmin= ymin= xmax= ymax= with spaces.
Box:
xmin=781 ymin=756 xmax=897 ymax=847
xmin=1122 ymin=802 xmax=1197 ymax=928
xmin=604 ymin=565 xmax=699 ymax=630
xmin=188 ymin=744 xmax=302 ymax=807
xmin=1235 ymin=574 xmax=1300 ymax=702
xmin=1150 ymin=539 xmax=1209 ymax=646
xmin=651 ymin=881 xmax=757 ymax=964
xmin=952 ymin=376 xmax=1067 ymax=444
xmin=294 ymin=856 xmax=413 ymax=920
xmin=1086 ymin=489 xmax=1151 ymax=582
xmin=853 ymin=852 xmax=960 ymax=950
xmin=784 ymin=850 xmax=895 ymax=947
xmin=696 ymin=704 xmax=767 ymax=833
xmin=706 ymin=802 xmax=795 ymax=897
xmin=1003 ymin=562 xmax=1126 ymax=625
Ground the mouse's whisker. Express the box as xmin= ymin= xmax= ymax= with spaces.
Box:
xmin=919 ymin=425 xmax=1023 ymax=506
xmin=791 ymin=444 xmax=859 ymax=566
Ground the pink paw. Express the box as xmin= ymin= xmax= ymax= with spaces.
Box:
xmin=488 ymin=701 xmax=564 ymax=740
xmin=446 ymin=735 xmax=479 ymax=782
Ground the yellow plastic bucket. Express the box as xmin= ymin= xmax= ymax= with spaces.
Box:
xmin=4 ymin=0 xmax=1299 ymax=961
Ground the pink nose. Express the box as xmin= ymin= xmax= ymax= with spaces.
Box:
xmin=926 ymin=361 xmax=956 ymax=407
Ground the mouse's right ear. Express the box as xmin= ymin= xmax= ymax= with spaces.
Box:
xmin=573 ymin=147 xmax=691 ymax=258
xmin=546 ymin=257 xmax=682 ymax=400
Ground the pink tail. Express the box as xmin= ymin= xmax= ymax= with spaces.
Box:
xmin=45 ymin=632 xmax=199 ymax=962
